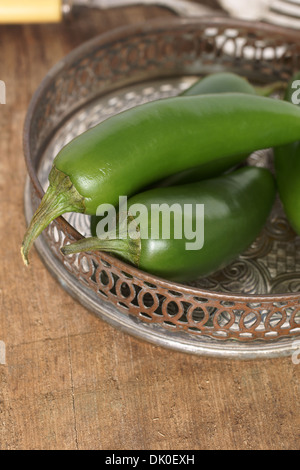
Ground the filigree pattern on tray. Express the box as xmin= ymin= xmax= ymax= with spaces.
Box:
xmin=24 ymin=18 xmax=300 ymax=349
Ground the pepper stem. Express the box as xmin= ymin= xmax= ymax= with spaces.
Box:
xmin=21 ymin=166 xmax=85 ymax=266
xmin=61 ymin=214 xmax=141 ymax=267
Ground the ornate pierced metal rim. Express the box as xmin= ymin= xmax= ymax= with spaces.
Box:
xmin=23 ymin=16 xmax=300 ymax=304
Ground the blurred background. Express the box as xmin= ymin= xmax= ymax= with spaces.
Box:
xmin=0 ymin=0 xmax=300 ymax=29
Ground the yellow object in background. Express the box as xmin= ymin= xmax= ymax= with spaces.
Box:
xmin=0 ymin=0 xmax=62 ymax=23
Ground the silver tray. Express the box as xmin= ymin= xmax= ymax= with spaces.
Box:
xmin=24 ymin=17 xmax=300 ymax=359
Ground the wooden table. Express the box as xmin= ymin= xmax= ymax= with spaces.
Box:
xmin=0 ymin=4 xmax=299 ymax=451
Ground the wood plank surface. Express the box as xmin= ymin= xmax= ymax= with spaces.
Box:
xmin=0 ymin=3 xmax=299 ymax=451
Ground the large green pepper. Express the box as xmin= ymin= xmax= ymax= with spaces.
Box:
xmin=22 ymin=93 xmax=300 ymax=265
xmin=61 ymin=167 xmax=276 ymax=282
xmin=274 ymin=72 xmax=300 ymax=234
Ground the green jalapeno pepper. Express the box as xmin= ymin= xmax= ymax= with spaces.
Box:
xmin=62 ymin=166 xmax=276 ymax=282
xmin=180 ymin=72 xmax=257 ymax=97
xmin=22 ymin=93 xmax=300 ymax=265
xmin=274 ymin=72 xmax=300 ymax=235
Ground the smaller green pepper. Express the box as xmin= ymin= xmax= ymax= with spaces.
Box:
xmin=181 ymin=73 xmax=284 ymax=98
xmin=180 ymin=72 xmax=257 ymax=97
xmin=62 ymin=166 xmax=276 ymax=282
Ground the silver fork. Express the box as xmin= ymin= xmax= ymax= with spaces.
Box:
xmin=219 ymin=0 xmax=300 ymax=29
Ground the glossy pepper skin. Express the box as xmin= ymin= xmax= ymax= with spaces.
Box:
xmin=22 ymin=93 xmax=300 ymax=265
xmin=159 ymin=72 xmax=257 ymax=187
xmin=62 ymin=167 xmax=276 ymax=282
xmin=274 ymin=72 xmax=300 ymax=234
xmin=156 ymin=73 xmax=285 ymax=187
